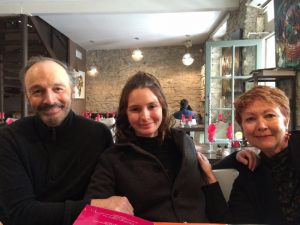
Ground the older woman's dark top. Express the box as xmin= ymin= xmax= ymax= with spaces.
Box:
xmin=213 ymin=130 xmax=300 ymax=224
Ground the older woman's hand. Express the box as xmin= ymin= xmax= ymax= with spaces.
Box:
xmin=196 ymin=152 xmax=217 ymax=184
xmin=236 ymin=149 xmax=260 ymax=171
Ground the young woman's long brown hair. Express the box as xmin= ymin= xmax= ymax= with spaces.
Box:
xmin=115 ymin=71 xmax=173 ymax=143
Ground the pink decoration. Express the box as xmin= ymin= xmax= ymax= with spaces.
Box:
xmin=232 ymin=140 xmax=241 ymax=148
xmin=188 ymin=114 xmax=193 ymax=121
xmin=181 ymin=114 xmax=186 ymax=122
xmin=106 ymin=112 xmax=109 ymax=118
xmin=7 ymin=119 xmax=13 ymax=125
xmin=208 ymin=123 xmax=216 ymax=142
xmin=96 ymin=114 xmax=100 ymax=121
xmin=218 ymin=113 xmax=223 ymax=121
xmin=6 ymin=118 xmax=15 ymax=125
xmin=226 ymin=123 xmax=233 ymax=139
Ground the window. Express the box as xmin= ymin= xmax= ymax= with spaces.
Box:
xmin=266 ymin=0 xmax=274 ymax=22
xmin=265 ymin=33 xmax=276 ymax=68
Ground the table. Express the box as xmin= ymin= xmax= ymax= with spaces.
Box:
xmin=154 ymin=223 xmax=224 ymax=225
xmin=175 ymin=125 xmax=205 ymax=144
xmin=175 ymin=124 xmax=204 ymax=132
xmin=203 ymin=152 xmax=223 ymax=164
xmin=195 ymin=144 xmax=232 ymax=164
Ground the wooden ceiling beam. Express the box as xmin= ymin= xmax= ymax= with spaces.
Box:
xmin=30 ymin=16 xmax=56 ymax=59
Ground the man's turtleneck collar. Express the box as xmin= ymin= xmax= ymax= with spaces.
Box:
xmin=33 ymin=110 xmax=75 ymax=142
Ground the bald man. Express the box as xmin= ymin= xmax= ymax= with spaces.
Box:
xmin=0 ymin=57 xmax=133 ymax=225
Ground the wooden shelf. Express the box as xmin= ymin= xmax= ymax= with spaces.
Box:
xmin=250 ymin=68 xmax=296 ymax=76
xmin=246 ymin=68 xmax=296 ymax=83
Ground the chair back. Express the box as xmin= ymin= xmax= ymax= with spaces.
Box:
xmin=212 ymin=168 xmax=239 ymax=201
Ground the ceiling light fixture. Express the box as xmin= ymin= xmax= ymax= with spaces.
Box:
xmin=132 ymin=37 xmax=143 ymax=62
xmin=182 ymin=36 xmax=194 ymax=66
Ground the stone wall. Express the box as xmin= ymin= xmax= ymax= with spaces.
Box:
xmin=86 ymin=1 xmax=300 ymax=128
xmin=86 ymin=45 xmax=205 ymax=116
xmin=225 ymin=0 xmax=265 ymax=40
xmin=224 ymin=0 xmax=300 ymax=129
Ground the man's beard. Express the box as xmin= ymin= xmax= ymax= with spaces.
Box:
xmin=36 ymin=102 xmax=70 ymax=127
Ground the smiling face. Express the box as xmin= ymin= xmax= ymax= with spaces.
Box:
xmin=241 ymin=99 xmax=289 ymax=157
xmin=24 ymin=60 xmax=72 ymax=127
xmin=126 ymin=87 xmax=163 ymax=137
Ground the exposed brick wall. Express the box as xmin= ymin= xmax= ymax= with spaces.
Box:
xmin=86 ymin=1 xmax=300 ymax=129
xmin=86 ymin=45 xmax=205 ymax=117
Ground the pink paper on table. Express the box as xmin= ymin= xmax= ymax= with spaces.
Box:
xmin=73 ymin=205 xmax=153 ymax=225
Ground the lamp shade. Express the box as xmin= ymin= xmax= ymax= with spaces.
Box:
xmin=182 ymin=52 xmax=194 ymax=66
xmin=132 ymin=49 xmax=143 ymax=62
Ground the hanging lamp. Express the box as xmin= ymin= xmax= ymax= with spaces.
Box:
xmin=131 ymin=37 xmax=143 ymax=62
xmin=182 ymin=36 xmax=194 ymax=66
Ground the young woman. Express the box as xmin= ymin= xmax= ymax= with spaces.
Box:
xmin=85 ymin=72 xmax=227 ymax=223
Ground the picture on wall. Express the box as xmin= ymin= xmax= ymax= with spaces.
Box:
xmin=74 ymin=70 xmax=85 ymax=99
xmin=274 ymin=0 xmax=300 ymax=69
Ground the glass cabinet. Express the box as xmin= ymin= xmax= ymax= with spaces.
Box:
xmin=204 ymin=39 xmax=263 ymax=144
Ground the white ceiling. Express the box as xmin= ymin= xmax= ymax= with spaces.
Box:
xmin=0 ymin=0 xmax=239 ymax=50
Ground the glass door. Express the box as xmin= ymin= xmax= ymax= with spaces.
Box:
xmin=204 ymin=39 xmax=263 ymax=144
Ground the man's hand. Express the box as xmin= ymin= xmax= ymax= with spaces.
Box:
xmin=90 ymin=196 xmax=134 ymax=215
xmin=236 ymin=149 xmax=260 ymax=171
xmin=196 ymin=152 xmax=217 ymax=184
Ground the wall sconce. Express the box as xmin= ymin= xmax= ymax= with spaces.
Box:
xmin=131 ymin=37 xmax=143 ymax=62
xmin=182 ymin=37 xmax=194 ymax=66
xmin=87 ymin=66 xmax=98 ymax=77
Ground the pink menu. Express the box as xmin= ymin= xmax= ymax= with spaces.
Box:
xmin=73 ymin=205 xmax=153 ymax=225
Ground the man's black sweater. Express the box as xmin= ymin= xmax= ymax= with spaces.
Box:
xmin=0 ymin=111 xmax=113 ymax=225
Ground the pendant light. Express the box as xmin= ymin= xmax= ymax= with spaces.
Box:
xmin=182 ymin=36 xmax=194 ymax=66
xmin=131 ymin=37 xmax=143 ymax=62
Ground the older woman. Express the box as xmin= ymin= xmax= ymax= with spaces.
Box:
xmin=208 ymin=85 xmax=300 ymax=224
